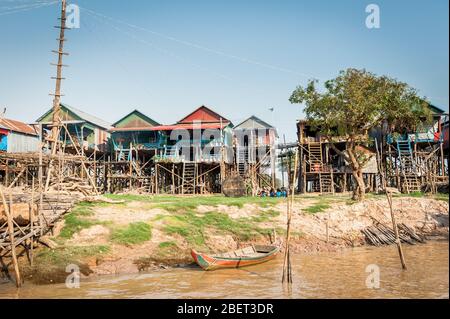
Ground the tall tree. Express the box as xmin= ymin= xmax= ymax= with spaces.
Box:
xmin=290 ymin=68 xmax=430 ymax=200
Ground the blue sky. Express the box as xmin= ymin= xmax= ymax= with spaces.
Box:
xmin=0 ymin=0 xmax=448 ymax=141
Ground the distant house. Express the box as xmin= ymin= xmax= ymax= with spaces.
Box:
xmin=152 ymin=105 xmax=234 ymax=163
xmin=110 ymin=110 xmax=164 ymax=160
xmin=233 ymin=115 xmax=278 ymax=179
xmin=234 ymin=115 xmax=277 ymax=148
xmin=0 ymin=117 xmax=39 ymax=153
xmin=36 ymin=103 xmax=112 ymax=153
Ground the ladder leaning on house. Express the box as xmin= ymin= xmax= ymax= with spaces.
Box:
xmin=182 ymin=162 xmax=196 ymax=194
xmin=237 ymin=146 xmax=248 ymax=177
xmin=396 ymin=139 xmax=421 ymax=193
xmin=306 ymin=142 xmax=334 ymax=194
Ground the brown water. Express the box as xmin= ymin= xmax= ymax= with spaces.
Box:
xmin=0 ymin=241 xmax=448 ymax=299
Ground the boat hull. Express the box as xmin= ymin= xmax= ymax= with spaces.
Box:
xmin=191 ymin=246 xmax=280 ymax=271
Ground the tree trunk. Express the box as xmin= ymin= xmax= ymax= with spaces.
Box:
xmin=347 ymin=145 xmax=366 ymax=201
xmin=352 ymin=169 xmax=365 ymax=201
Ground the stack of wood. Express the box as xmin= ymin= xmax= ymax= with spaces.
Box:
xmin=47 ymin=176 xmax=96 ymax=196
xmin=362 ymin=222 xmax=425 ymax=246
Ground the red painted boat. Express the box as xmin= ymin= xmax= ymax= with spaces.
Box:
xmin=191 ymin=245 xmax=280 ymax=271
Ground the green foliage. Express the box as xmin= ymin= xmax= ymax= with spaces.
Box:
xmin=111 ymin=222 xmax=152 ymax=245
xmin=290 ymin=68 xmax=431 ymax=138
xmin=290 ymin=68 xmax=430 ymax=200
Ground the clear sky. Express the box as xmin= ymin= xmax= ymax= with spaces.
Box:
xmin=0 ymin=0 xmax=448 ymax=141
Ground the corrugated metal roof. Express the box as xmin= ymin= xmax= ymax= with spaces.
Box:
xmin=112 ymin=109 xmax=160 ymax=128
xmin=36 ymin=103 xmax=112 ymax=130
xmin=177 ymin=105 xmax=232 ymax=125
xmin=0 ymin=118 xmax=38 ymax=136
xmin=62 ymin=104 xmax=112 ymax=129
xmin=151 ymin=123 xmax=227 ymax=131
xmin=234 ymin=115 xmax=275 ymax=129
xmin=110 ymin=126 xmax=156 ymax=132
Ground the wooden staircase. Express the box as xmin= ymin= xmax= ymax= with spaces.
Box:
xmin=320 ymin=173 xmax=334 ymax=193
xmin=311 ymin=173 xmax=334 ymax=194
xmin=397 ymin=140 xmax=421 ymax=193
xmin=182 ymin=162 xmax=196 ymax=194
xmin=307 ymin=142 xmax=323 ymax=172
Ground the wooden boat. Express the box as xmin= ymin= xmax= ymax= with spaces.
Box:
xmin=191 ymin=245 xmax=280 ymax=271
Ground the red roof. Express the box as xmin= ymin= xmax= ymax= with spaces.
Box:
xmin=151 ymin=123 xmax=227 ymax=131
xmin=177 ymin=105 xmax=231 ymax=125
xmin=0 ymin=118 xmax=38 ymax=136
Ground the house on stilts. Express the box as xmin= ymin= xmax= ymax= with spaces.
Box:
xmin=296 ymin=119 xmax=379 ymax=194
xmin=151 ymin=105 xmax=234 ymax=194
xmin=383 ymin=103 xmax=448 ymax=193
xmin=0 ymin=117 xmax=40 ymax=186
xmin=296 ymin=103 xmax=449 ymax=195
xmin=107 ymin=109 xmax=164 ymax=192
xmin=36 ymin=103 xmax=111 ymax=155
xmin=233 ymin=116 xmax=278 ymax=192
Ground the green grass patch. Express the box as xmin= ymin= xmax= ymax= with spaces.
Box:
xmin=434 ymin=193 xmax=449 ymax=201
xmin=251 ymin=210 xmax=280 ymax=222
xmin=110 ymin=222 xmax=152 ymax=245
xmin=58 ymin=202 xmax=110 ymax=240
xmin=304 ymin=203 xmax=331 ymax=214
xmin=35 ymin=245 xmax=110 ymax=267
xmin=104 ymin=194 xmax=282 ymax=212
xmin=158 ymin=241 xmax=178 ymax=249
xmin=161 ymin=210 xmax=273 ymax=248
xmin=59 ymin=214 xmax=97 ymax=239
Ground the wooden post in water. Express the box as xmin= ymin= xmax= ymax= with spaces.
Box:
xmin=282 ymin=150 xmax=299 ymax=284
xmin=386 ymin=190 xmax=407 ymax=270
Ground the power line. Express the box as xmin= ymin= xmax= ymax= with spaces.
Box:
xmin=85 ymin=10 xmax=235 ymax=82
xmin=0 ymin=0 xmax=57 ymax=16
xmin=80 ymin=5 xmax=315 ymax=79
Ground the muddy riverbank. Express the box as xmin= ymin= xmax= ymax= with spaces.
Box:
xmin=2 ymin=194 xmax=448 ymax=285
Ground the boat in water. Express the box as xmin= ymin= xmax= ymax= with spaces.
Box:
xmin=191 ymin=245 xmax=280 ymax=271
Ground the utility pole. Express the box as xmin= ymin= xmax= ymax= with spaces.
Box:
xmin=50 ymin=0 xmax=68 ymax=155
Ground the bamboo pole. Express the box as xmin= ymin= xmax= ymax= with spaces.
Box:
xmin=7 ymin=167 xmax=26 ymax=189
xmin=386 ymin=190 xmax=407 ymax=270
xmin=30 ymin=177 xmax=35 ymax=266
xmin=0 ymin=187 xmax=22 ymax=287
xmin=282 ymin=149 xmax=299 ymax=284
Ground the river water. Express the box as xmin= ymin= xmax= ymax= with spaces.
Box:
xmin=0 ymin=241 xmax=448 ymax=299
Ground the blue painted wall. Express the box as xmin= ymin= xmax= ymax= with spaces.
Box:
xmin=0 ymin=134 xmax=7 ymax=151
